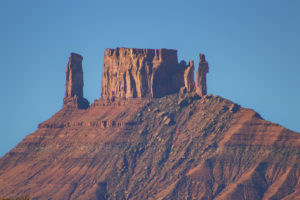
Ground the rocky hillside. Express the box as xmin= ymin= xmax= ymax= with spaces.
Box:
xmin=0 ymin=48 xmax=299 ymax=200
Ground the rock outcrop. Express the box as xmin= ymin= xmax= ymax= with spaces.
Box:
xmin=101 ymin=48 xmax=188 ymax=99
xmin=184 ymin=60 xmax=195 ymax=92
xmin=63 ymin=53 xmax=89 ymax=109
xmin=196 ymin=54 xmax=209 ymax=96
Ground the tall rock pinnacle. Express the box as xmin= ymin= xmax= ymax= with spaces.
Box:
xmin=184 ymin=60 xmax=195 ymax=93
xmin=65 ymin=53 xmax=84 ymax=98
xmin=101 ymin=48 xmax=188 ymax=99
xmin=196 ymin=54 xmax=209 ymax=96
xmin=63 ymin=53 xmax=89 ymax=109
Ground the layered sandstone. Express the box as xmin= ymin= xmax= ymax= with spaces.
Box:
xmin=63 ymin=53 xmax=89 ymax=109
xmin=101 ymin=48 xmax=189 ymax=99
xmin=196 ymin=54 xmax=209 ymax=96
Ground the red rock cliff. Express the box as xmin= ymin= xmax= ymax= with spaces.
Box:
xmin=101 ymin=48 xmax=189 ymax=99
xmin=63 ymin=53 xmax=89 ymax=109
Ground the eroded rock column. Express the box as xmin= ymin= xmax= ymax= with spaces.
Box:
xmin=184 ymin=60 xmax=195 ymax=92
xmin=63 ymin=53 xmax=89 ymax=109
xmin=196 ymin=54 xmax=209 ymax=96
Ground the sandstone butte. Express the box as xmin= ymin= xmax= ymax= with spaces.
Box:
xmin=0 ymin=47 xmax=300 ymax=200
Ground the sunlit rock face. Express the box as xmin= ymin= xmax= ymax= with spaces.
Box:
xmin=101 ymin=47 xmax=190 ymax=99
xmin=184 ymin=60 xmax=195 ymax=93
xmin=63 ymin=53 xmax=89 ymax=109
xmin=196 ymin=54 xmax=209 ymax=96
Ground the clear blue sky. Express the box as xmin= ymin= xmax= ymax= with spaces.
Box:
xmin=0 ymin=0 xmax=299 ymax=156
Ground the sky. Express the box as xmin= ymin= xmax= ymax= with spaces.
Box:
xmin=0 ymin=0 xmax=299 ymax=156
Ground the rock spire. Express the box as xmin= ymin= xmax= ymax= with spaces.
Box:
xmin=184 ymin=60 xmax=195 ymax=93
xmin=196 ymin=54 xmax=209 ymax=96
xmin=63 ymin=53 xmax=89 ymax=109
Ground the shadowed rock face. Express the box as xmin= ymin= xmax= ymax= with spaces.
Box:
xmin=63 ymin=53 xmax=89 ymax=109
xmin=101 ymin=48 xmax=188 ymax=99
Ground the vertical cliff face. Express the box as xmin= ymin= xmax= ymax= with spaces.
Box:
xmin=101 ymin=48 xmax=188 ymax=99
xmin=63 ymin=53 xmax=89 ymax=109
xmin=196 ymin=54 xmax=209 ymax=96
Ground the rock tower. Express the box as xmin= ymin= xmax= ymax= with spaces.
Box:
xmin=63 ymin=53 xmax=89 ymax=109
xmin=101 ymin=47 xmax=209 ymax=100
xmin=184 ymin=60 xmax=195 ymax=93
xmin=196 ymin=54 xmax=209 ymax=96
xmin=101 ymin=48 xmax=188 ymax=99
xmin=63 ymin=48 xmax=209 ymax=108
